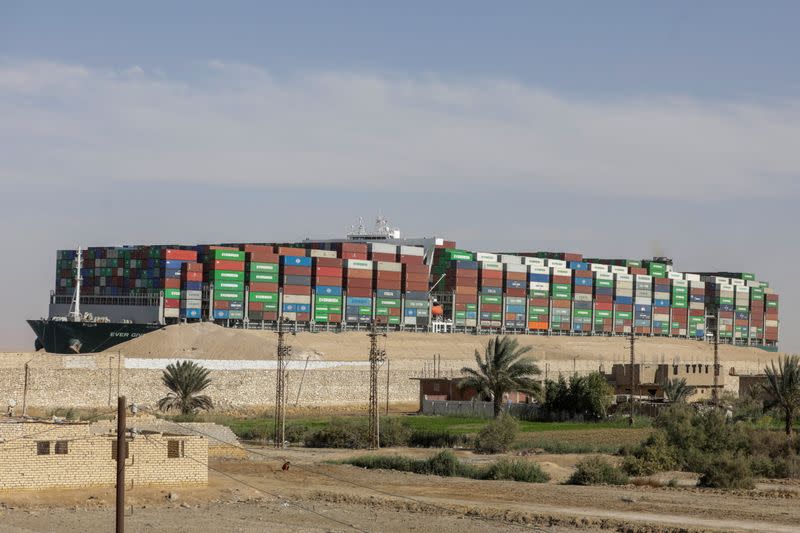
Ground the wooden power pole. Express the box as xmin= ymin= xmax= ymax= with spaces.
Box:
xmin=629 ymin=328 xmax=636 ymax=424
xmin=115 ymin=396 xmax=126 ymax=533
xmin=368 ymin=324 xmax=387 ymax=449
xmin=274 ymin=319 xmax=292 ymax=448
xmin=712 ymin=329 xmax=720 ymax=405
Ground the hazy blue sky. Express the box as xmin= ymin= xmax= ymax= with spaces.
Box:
xmin=1 ymin=2 xmax=798 ymax=351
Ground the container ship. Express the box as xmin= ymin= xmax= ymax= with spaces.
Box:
xmin=29 ymin=218 xmax=780 ymax=354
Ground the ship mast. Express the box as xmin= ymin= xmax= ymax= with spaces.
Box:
xmin=68 ymin=247 xmax=83 ymax=322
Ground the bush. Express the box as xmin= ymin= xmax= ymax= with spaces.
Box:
xmin=305 ymin=418 xmax=369 ymax=448
xmin=409 ymin=430 xmax=468 ymax=448
xmin=482 ymin=459 xmax=550 ymax=483
xmin=568 ymin=456 xmax=629 ymax=486
xmin=698 ymin=454 xmax=755 ymax=489
xmin=378 ymin=418 xmax=412 ymax=447
xmin=474 ymin=414 xmax=518 ymax=454
xmin=343 ymin=451 xmax=549 ymax=483
xmin=622 ymin=431 xmax=678 ymax=476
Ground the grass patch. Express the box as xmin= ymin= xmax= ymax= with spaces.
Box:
xmin=343 ymin=450 xmax=549 ymax=483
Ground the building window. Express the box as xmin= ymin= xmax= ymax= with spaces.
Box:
xmin=111 ymin=440 xmax=129 ymax=460
xmin=54 ymin=440 xmax=69 ymax=455
xmin=432 ymin=382 xmax=440 ymax=392
xmin=36 ymin=441 xmax=50 ymax=455
xmin=167 ymin=440 xmax=185 ymax=458
xmin=673 ymin=365 xmax=678 ymax=375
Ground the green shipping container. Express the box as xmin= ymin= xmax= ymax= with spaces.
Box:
xmin=212 ymin=249 xmax=245 ymax=261
xmin=358 ymin=306 xmax=372 ymax=316
xmin=529 ymin=290 xmax=549 ymax=298
xmin=250 ymin=292 xmax=278 ymax=303
xmin=249 ymin=262 xmax=278 ymax=272
xmin=529 ymin=306 xmax=548 ymax=315
xmin=552 ymin=292 xmax=571 ymax=300
xmin=164 ymin=288 xmax=181 ymax=299
xmin=552 ymin=283 xmax=571 ymax=292
xmin=249 ymin=272 xmax=278 ymax=283
xmin=213 ymin=270 xmax=245 ymax=282
xmin=377 ymin=298 xmax=400 ymax=307
xmin=214 ymin=291 xmax=244 ymax=301
xmin=615 ymin=311 xmax=632 ymax=319
xmin=574 ymin=309 xmax=592 ymax=318
xmin=595 ymin=309 xmax=612 ymax=318
xmin=388 ymin=316 xmax=401 ymax=325
xmin=405 ymin=300 xmax=428 ymax=309
xmin=214 ymin=280 xmax=244 ymax=291
xmin=480 ymin=295 xmax=501 ymax=304
xmin=376 ymin=307 xmax=388 ymax=316
xmin=316 ymin=295 xmax=342 ymax=305
xmin=596 ymin=279 xmax=614 ymax=288
xmin=466 ymin=303 xmax=477 ymax=311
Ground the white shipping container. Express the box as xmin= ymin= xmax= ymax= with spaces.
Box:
xmin=635 ymin=296 xmax=652 ymax=305
xmin=615 ymin=273 xmax=633 ymax=282
xmin=506 ymin=296 xmax=526 ymax=305
xmin=552 ymin=267 xmax=571 ymax=276
xmin=546 ymin=259 xmax=567 ymax=268
xmin=370 ymin=242 xmax=397 ymax=254
xmin=746 ymin=280 xmax=760 ymax=287
xmin=399 ymin=245 xmax=424 ymax=256
xmin=574 ymin=294 xmax=592 ymax=302
xmin=595 ymin=271 xmax=613 ymax=281
xmin=764 ymin=287 xmax=775 ymax=294
xmin=182 ymin=299 xmax=202 ymax=308
xmin=284 ymin=294 xmax=312 ymax=304
xmin=528 ymin=281 xmax=549 ymax=290
xmin=690 ymin=302 xmax=704 ymax=310
xmin=283 ymin=312 xmax=297 ymax=321
xmin=672 ymin=279 xmax=688 ymax=288
xmin=653 ymin=314 xmax=670 ymax=321
xmin=164 ymin=308 xmax=180 ymax=318
xmin=766 ymin=320 xmax=779 ymax=327
xmin=504 ymin=263 xmax=527 ymax=273
xmin=499 ymin=254 xmax=522 ymax=264
xmin=684 ymin=273 xmax=701 ymax=282
xmin=735 ymin=285 xmax=750 ymax=295
xmin=523 ymin=257 xmax=545 ymax=267
xmin=590 ymin=263 xmax=609 ymax=273
xmin=345 ymin=259 xmax=373 ymax=270
xmin=475 ymin=252 xmax=498 ymax=262
xmin=310 ymin=249 xmax=337 ymax=258
xmin=610 ymin=266 xmax=628 ymax=275
xmin=667 ymin=272 xmax=684 ymax=280
xmin=689 ymin=280 xmax=705 ymax=289
xmin=730 ymin=278 xmax=745 ymax=287
xmin=376 ymin=261 xmax=402 ymax=272
xmin=480 ymin=261 xmax=503 ymax=271
xmin=654 ymin=291 xmax=670 ymax=299
xmin=635 ymin=274 xmax=652 ymax=283
xmin=529 ymin=266 xmax=549 ymax=275
xmin=182 ymin=290 xmax=202 ymax=299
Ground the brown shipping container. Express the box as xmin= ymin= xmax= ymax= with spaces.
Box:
xmin=243 ymin=244 xmax=274 ymax=254
xmin=504 ymin=272 xmax=526 ymax=281
xmin=403 ymin=264 xmax=428 ymax=274
xmin=347 ymin=287 xmax=372 ymax=297
xmin=346 ymin=278 xmax=373 ymax=289
xmin=371 ymin=253 xmax=397 ymax=262
xmin=505 ymin=288 xmax=525 ymax=297
xmin=276 ymin=246 xmax=306 ymax=256
xmin=482 ymin=304 xmax=502 ymax=312
xmin=327 ymin=314 xmax=342 ymax=323
xmin=214 ymin=301 xmax=230 ymax=310
xmin=314 ymin=276 xmax=342 ymax=287
xmin=248 ymin=252 xmax=280 ymax=263
xmin=249 ymin=282 xmax=278 ymax=292
xmin=315 ymin=257 xmax=343 ymax=267
xmin=573 ymin=270 xmax=592 ymax=278
xmin=284 ymin=285 xmax=311 ymax=295
xmin=284 ymin=265 xmax=312 ymax=276
xmin=213 ymin=260 xmax=245 ymax=271
xmin=552 ymin=300 xmax=571 ymax=308
xmin=399 ymin=255 xmax=424 ymax=265
xmin=346 ymin=269 xmax=373 ymax=279
xmin=530 ymin=298 xmax=549 ymax=306
xmin=405 ymin=282 xmax=428 ymax=291
xmin=263 ymin=312 xmax=278 ymax=321
xmin=454 ymin=286 xmax=478 ymax=296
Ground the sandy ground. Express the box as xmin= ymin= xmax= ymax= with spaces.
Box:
xmin=94 ymin=322 xmax=782 ymax=365
xmin=1 ymin=446 xmax=798 ymax=533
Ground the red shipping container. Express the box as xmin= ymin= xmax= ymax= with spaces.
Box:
xmin=262 ymin=312 xmax=278 ymax=321
xmin=341 ymin=252 xmax=368 ymax=260
xmin=347 ymin=287 xmax=372 ymax=297
xmin=315 ymin=267 xmax=343 ymax=278
xmin=346 ymin=269 xmax=372 ymax=279
xmin=346 ymin=278 xmax=373 ymax=289
xmin=552 ymin=300 xmax=571 ymax=308
xmin=182 ymin=271 xmax=203 ymax=282
xmin=249 ymin=282 xmax=278 ymax=292
xmin=182 ymin=262 xmax=204 ymax=272
xmin=552 ymin=275 xmax=571 ymax=284
xmin=595 ymin=295 xmax=612 ymax=303
xmin=457 ymin=294 xmax=478 ymax=304
xmin=371 ymin=252 xmax=397 ymax=262
xmin=276 ymin=246 xmax=306 ymax=256
xmin=454 ymin=286 xmax=478 ymax=295
xmin=505 ymin=288 xmax=525 ymax=297
xmin=596 ymin=303 xmax=613 ymax=311
xmin=164 ymin=299 xmax=180 ymax=308
xmin=573 ymin=270 xmax=592 ymax=278
xmin=248 ymin=302 xmax=263 ymax=311
xmin=340 ymin=243 xmax=368 ymax=253
xmin=284 ymin=265 xmax=311 ymax=276
xmin=480 ymin=270 xmax=503 ymax=279
xmin=283 ymin=285 xmax=311 ymax=295
xmin=164 ymin=249 xmax=198 ymax=261
xmin=376 ymin=281 xmax=401 ymax=290
xmin=482 ymin=304 xmax=502 ymax=312
xmin=315 ymin=257 xmax=343 ymax=267
xmin=248 ymin=252 xmax=280 ymax=263
xmin=399 ymin=255 xmax=424 ymax=265
xmin=296 ymin=313 xmax=310 ymax=321
xmin=213 ymin=260 xmax=245 ymax=271
xmin=164 ymin=278 xmax=180 ymax=289
xmin=529 ymin=298 xmax=549 ymax=306
xmin=404 ymin=282 xmax=428 ymax=291
xmin=243 ymin=244 xmax=273 ymax=253
xmin=327 ymin=314 xmax=342 ymax=323
xmin=388 ymin=308 xmax=402 ymax=317
xmin=574 ymin=286 xmax=592 ymax=294
xmin=314 ymin=276 xmax=342 ymax=286
xmin=404 ymin=264 xmax=428 ymax=274
xmin=214 ymin=301 xmax=230 ymax=310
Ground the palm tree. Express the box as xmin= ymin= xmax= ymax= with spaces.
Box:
xmin=157 ymin=360 xmax=214 ymax=415
xmin=763 ymin=355 xmax=800 ymax=438
xmin=459 ymin=336 xmax=542 ymax=417
xmin=663 ymin=378 xmax=692 ymax=403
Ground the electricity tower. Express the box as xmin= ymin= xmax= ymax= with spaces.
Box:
xmin=274 ymin=318 xmax=292 ymax=448
xmin=629 ymin=328 xmax=636 ymax=424
xmin=368 ymin=323 xmax=387 ymax=449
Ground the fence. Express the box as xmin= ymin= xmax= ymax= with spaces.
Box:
xmin=421 ymin=399 xmax=541 ymax=420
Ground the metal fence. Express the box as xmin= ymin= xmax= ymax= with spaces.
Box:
xmin=421 ymin=399 xmax=541 ymax=420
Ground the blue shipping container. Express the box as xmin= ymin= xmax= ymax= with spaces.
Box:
xmin=569 ymin=261 xmax=589 ymax=270
xmin=316 ymin=285 xmax=343 ymax=296
xmin=180 ymin=308 xmax=202 ymax=319
xmin=213 ymin=310 xmax=230 ymax=319
xmin=574 ymin=277 xmax=593 ymax=287
xmin=346 ymin=296 xmax=371 ymax=306
xmin=282 ymin=255 xmax=312 ymax=267
xmin=529 ymin=274 xmax=549 ymax=283
xmin=453 ymin=260 xmax=478 ymax=270
xmin=404 ymin=308 xmax=418 ymax=317
xmin=654 ymin=299 xmax=670 ymax=307
xmin=283 ymin=303 xmax=310 ymax=313
xmin=184 ymin=281 xmax=202 ymax=291
xmin=376 ymin=289 xmax=400 ymax=298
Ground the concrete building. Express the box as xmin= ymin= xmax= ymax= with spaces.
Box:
xmin=605 ymin=362 xmax=723 ymax=401
xmin=0 ymin=419 xmax=207 ymax=491
xmin=413 ymin=377 xmax=536 ymax=411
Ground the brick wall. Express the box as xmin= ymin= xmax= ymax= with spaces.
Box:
xmin=0 ymin=423 xmax=207 ymax=490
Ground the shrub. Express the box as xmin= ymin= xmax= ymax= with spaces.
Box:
xmin=305 ymin=418 xmax=369 ymax=448
xmin=474 ymin=414 xmax=518 ymax=454
xmin=567 ymin=456 xmax=629 ymax=486
xmin=481 ymin=459 xmax=550 ymax=483
xmin=378 ymin=418 xmax=412 ymax=447
xmin=416 ymin=450 xmax=468 ymax=477
xmin=622 ymin=431 xmax=678 ymax=476
xmin=409 ymin=430 xmax=468 ymax=448
xmin=347 ymin=455 xmax=414 ymax=471
xmin=236 ymin=424 xmax=270 ymax=441
xmin=698 ymin=454 xmax=755 ymax=489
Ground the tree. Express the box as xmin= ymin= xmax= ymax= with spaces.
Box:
xmin=542 ymin=372 xmax=613 ymax=420
xmin=663 ymin=378 xmax=692 ymax=403
xmin=157 ymin=360 xmax=214 ymax=415
xmin=459 ymin=336 xmax=542 ymax=417
xmin=762 ymin=355 xmax=800 ymax=438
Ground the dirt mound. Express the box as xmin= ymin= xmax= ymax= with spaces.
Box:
xmin=107 ymin=322 xmax=783 ymax=364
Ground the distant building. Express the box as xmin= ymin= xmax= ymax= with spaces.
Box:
xmin=605 ymin=363 xmax=723 ymax=401
xmin=412 ymin=377 xmax=536 ymax=412
xmin=0 ymin=419 xmax=207 ymax=491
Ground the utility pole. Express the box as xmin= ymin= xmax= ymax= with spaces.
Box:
xmin=629 ymin=329 xmax=636 ymax=424
xmin=712 ymin=329 xmax=720 ymax=405
xmin=274 ymin=319 xmax=292 ymax=448
xmin=115 ymin=396 xmax=126 ymax=533
xmin=385 ymin=357 xmax=390 ymax=416
xmin=368 ymin=323 xmax=387 ymax=449
xmin=22 ymin=362 xmax=30 ymax=417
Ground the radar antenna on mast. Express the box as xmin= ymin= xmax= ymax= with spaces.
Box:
xmin=67 ymin=247 xmax=83 ymax=322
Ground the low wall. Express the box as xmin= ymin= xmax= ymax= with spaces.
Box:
xmin=422 ymin=399 xmax=540 ymax=420
xmin=0 ymin=353 xmax=747 ymax=410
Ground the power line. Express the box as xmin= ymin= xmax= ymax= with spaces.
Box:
xmin=141 ymin=433 xmax=368 ymax=533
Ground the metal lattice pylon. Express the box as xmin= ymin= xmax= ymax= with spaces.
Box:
xmin=274 ymin=319 xmax=292 ymax=448
xmin=367 ymin=323 xmax=387 ymax=449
